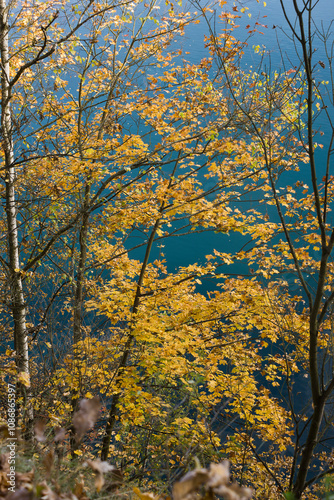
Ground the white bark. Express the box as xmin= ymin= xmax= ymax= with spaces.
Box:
xmin=0 ymin=0 xmax=32 ymax=424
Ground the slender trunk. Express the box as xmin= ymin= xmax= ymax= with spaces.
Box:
xmin=73 ymin=198 xmax=90 ymax=344
xmin=100 ymin=394 xmax=119 ymax=461
xmin=0 ymin=0 xmax=32 ymax=435
xmin=100 ymin=215 xmax=162 ymax=461
xmin=70 ymin=184 xmax=90 ymax=456
xmin=293 ymin=396 xmax=325 ymax=499
xmin=100 ymin=159 xmax=179 ymax=460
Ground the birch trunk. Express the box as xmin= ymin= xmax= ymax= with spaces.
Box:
xmin=0 ymin=0 xmax=33 ymax=434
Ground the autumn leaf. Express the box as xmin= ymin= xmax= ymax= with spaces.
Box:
xmin=54 ymin=427 xmax=67 ymax=442
xmin=133 ymin=487 xmax=159 ymax=500
xmin=73 ymin=396 xmax=101 ymax=442
xmin=34 ymin=419 xmax=46 ymax=442
xmin=173 ymin=469 xmax=209 ymax=500
xmin=85 ymin=459 xmax=116 ymax=492
xmin=17 ymin=372 xmax=30 ymax=387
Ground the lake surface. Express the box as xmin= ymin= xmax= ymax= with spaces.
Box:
xmin=135 ymin=0 xmax=334 ymax=286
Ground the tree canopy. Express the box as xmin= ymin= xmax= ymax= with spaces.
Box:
xmin=1 ymin=0 xmax=334 ymax=498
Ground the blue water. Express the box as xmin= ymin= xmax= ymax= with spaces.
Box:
xmin=129 ymin=0 xmax=334 ymax=285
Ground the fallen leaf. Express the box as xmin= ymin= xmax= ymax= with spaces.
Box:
xmin=54 ymin=427 xmax=67 ymax=442
xmin=207 ymin=461 xmax=230 ymax=488
xmin=173 ymin=468 xmax=209 ymax=500
xmin=85 ymin=459 xmax=116 ymax=492
xmin=73 ymin=397 xmax=101 ymax=442
xmin=133 ymin=487 xmax=158 ymax=500
xmin=34 ymin=419 xmax=47 ymax=442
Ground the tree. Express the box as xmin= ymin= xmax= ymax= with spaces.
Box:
xmin=196 ymin=0 xmax=334 ymax=497
xmin=2 ymin=0 xmax=334 ymax=498
xmin=1 ymin=0 xmax=277 ymax=471
xmin=0 ymin=0 xmax=201 ymax=433
xmin=40 ymin=2 xmax=314 ymax=493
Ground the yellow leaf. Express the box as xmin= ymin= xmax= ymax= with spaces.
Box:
xmin=133 ymin=487 xmax=157 ymax=500
xmin=49 ymin=415 xmax=61 ymax=423
xmin=18 ymin=371 xmax=30 ymax=387
xmin=86 ymin=148 xmax=95 ymax=157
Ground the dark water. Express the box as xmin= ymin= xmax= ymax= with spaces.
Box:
xmin=133 ymin=0 xmax=334 ymax=283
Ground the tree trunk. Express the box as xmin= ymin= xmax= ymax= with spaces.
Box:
xmin=293 ymin=396 xmax=325 ymax=498
xmin=0 ymin=0 xmax=33 ymax=437
xmin=73 ymin=206 xmax=89 ymax=345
